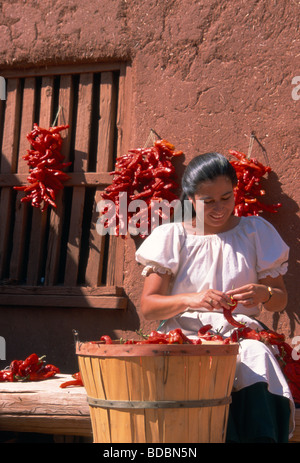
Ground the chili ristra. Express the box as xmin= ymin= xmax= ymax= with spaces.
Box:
xmin=14 ymin=123 xmax=71 ymax=211
xmin=228 ymin=149 xmax=282 ymax=217
xmin=101 ymin=139 xmax=183 ymax=238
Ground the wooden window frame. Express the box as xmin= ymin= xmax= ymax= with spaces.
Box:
xmin=0 ymin=62 xmax=131 ymax=310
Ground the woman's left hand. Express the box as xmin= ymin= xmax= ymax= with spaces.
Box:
xmin=226 ymin=284 xmax=269 ymax=308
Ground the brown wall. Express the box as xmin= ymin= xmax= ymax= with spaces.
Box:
xmin=0 ymin=0 xmax=299 ymax=372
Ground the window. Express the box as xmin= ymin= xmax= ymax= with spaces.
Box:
xmin=0 ymin=63 xmax=130 ymax=309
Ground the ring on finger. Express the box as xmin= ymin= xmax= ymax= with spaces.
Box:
xmin=209 ymin=299 xmax=213 ymax=306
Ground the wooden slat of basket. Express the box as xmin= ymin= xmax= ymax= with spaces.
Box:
xmin=125 ymin=358 xmax=147 ymax=443
xmin=186 ymin=355 xmax=201 ymax=442
xmin=141 ymin=356 xmax=163 ymax=443
xmin=64 ymin=73 xmax=93 ymax=286
xmin=78 ymin=356 xmax=100 ymax=443
xmin=85 ymin=357 xmax=103 ymax=443
xmin=9 ymin=77 xmax=36 ymax=280
xmin=26 ymin=76 xmax=54 ymax=285
xmin=0 ymin=78 xmax=21 ymax=278
xmin=195 ymin=356 xmax=214 ymax=442
xmin=45 ymin=74 xmax=73 ymax=286
xmin=209 ymin=356 xmax=228 ymax=443
xmin=162 ymin=355 xmax=188 ymax=442
xmin=91 ymin=357 xmax=111 ymax=443
xmin=96 ymin=357 xmax=130 ymax=442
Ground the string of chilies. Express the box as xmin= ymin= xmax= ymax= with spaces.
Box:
xmin=229 ymin=149 xmax=282 ymax=216
xmin=14 ymin=123 xmax=70 ymax=211
xmin=101 ymin=139 xmax=183 ymax=238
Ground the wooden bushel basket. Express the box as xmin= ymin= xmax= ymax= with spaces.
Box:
xmin=76 ymin=340 xmax=239 ymax=443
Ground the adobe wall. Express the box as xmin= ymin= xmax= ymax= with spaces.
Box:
xmin=0 ymin=0 xmax=299 ymax=371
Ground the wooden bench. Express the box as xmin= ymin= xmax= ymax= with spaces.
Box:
xmin=0 ymin=375 xmax=299 ymax=442
xmin=0 ymin=374 xmax=92 ymax=440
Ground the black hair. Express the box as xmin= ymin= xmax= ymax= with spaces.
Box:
xmin=179 ymin=152 xmax=237 ymax=217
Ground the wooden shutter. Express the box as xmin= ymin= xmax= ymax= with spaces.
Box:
xmin=0 ymin=63 xmax=129 ymax=309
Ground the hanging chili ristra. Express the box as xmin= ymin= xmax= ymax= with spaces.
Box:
xmin=100 ymin=138 xmax=183 ymax=238
xmin=228 ymin=149 xmax=282 ymax=217
xmin=14 ymin=123 xmax=71 ymax=211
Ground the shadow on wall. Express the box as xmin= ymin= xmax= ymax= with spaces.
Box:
xmin=259 ymin=171 xmax=300 ymax=337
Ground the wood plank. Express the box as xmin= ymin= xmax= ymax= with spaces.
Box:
xmin=0 ymin=415 xmax=92 ymax=436
xmin=0 ymin=79 xmax=21 ymax=279
xmin=0 ymin=294 xmax=127 ymax=308
xmin=0 ymin=374 xmax=92 ymax=436
xmin=64 ymin=73 xmax=93 ymax=286
xmin=105 ymin=65 xmax=131 ymax=287
xmin=26 ymin=76 xmax=54 ymax=285
xmin=85 ymin=189 xmax=106 ymax=286
xmin=44 ymin=74 xmax=74 ymax=286
xmin=0 ymin=171 xmax=112 ymax=187
xmin=1 ymin=62 xmax=123 ymax=79
xmin=0 ymin=284 xmax=125 ymax=296
xmin=9 ymin=77 xmax=36 ymax=281
xmin=97 ymin=71 xmax=117 ymax=173
xmin=84 ymin=72 xmax=118 ymax=286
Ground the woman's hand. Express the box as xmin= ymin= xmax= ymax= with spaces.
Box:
xmin=226 ymin=284 xmax=268 ymax=308
xmin=226 ymin=275 xmax=288 ymax=312
xmin=185 ymin=289 xmax=233 ymax=311
xmin=140 ymin=271 xmax=234 ymax=320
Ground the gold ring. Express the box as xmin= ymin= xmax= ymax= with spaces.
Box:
xmin=209 ymin=299 xmax=213 ymax=305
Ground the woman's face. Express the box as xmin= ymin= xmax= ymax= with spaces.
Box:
xmin=190 ymin=175 xmax=236 ymax=234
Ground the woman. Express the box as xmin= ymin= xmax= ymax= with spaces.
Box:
xmin=135 ymin=152 xmax=294 ymax=443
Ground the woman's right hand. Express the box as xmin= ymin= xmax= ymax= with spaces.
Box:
xmin=184 ymin=289 xmax=233 ymax=311
xmin=140 ymin=271 xmax=232 ymax=320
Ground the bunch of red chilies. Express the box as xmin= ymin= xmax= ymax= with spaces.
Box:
xmin=101 ymin=139 xmax=183 ymax=237
xmin=14 ymin=123 xmax=71 ymax=211
xmin=0 ymin=353 xmax=60 ymax=382
xmin=229 ymin=149 xmax=282 ymax=217
xmin=98 ymin=328 xmax=300 ymax=405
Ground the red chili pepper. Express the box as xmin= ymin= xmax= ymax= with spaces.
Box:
xmin=211 ymin=335 xmax=224 ymax=341
xmin=0 ymin=371 xmax=14 ymax=382
xmin=223 ymin=297 xmax=244 ymax=328
xmin=100 ymin=335 xmax=113 ymax=344
xmin=10 ymin=360 xmax=23 ymax=375
xmin=190 ymin=338 xmax=203 ymax=344
xmin=147 ymin=331 xmax=169 ymax=344
xmin=198 ymin=324 xmax=213 ymax=336
xmin=168 ymin=328 xmax=193 ymax=344
xmin=259 ymin=329 xmax=285 ymax=345
xmin=17 ymin=353 xmax=41 ymax=377
xmin=60 ymin=372 xmax=84 ymax=389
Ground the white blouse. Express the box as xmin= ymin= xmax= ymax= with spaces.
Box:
xmin=136 ymin=215 xmax=289 ymax=316
xmin=135 ymin=216 xmax=295 ymax=437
